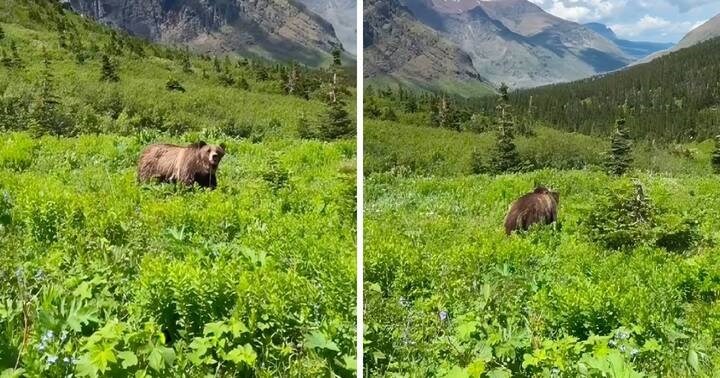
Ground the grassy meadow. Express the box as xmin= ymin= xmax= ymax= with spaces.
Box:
xmin=364 ymin=93 xmax=720 ymax=376
xmin=0 ymin=1 xmax=356 ymax=377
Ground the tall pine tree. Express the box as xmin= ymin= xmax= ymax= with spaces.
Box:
xmin=488 ymin=83 xmax=520 ymax=173
xmin=318 ymin=71 xmax=353 ymax=140
xmin=30 ymin=50 xmax=68 ymax=136
xmin=606 ymin=118 xmax=633 ymax=175
xmin=332 ymin=48 xmax=342 ymax=68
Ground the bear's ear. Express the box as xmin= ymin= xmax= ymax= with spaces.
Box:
xmin=219 ymin=143 xmax=226 ymax=151
xmin=190 ymin=141 xmax=207 ymax=148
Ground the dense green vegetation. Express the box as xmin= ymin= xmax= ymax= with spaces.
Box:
xmin=365 ymin=73 xmax=720 ymax=376
xmin=0 ymin=1 xmax=356 ymax=376
xmin=365 ymin=171 xmax=720 ymax=377
xmin=475 ymin=37 xmax=720 ymax=142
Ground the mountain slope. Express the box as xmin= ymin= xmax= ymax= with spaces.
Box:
xmin=636 ymin=14 xmax=720 ymax=64
xmin=395 ymin=0 xmax=631 ymax=88
xmin=68 ymin=0 xmax=345 ymax=66
xmin=676 ymin=14 xmax=720 ymax=50
xmin=298 ymin=0 xmax=356 ymax=54
xmin=500 ymin=36 xmax=720 ymax=141
xmin=584 ymin=22 xmax=673 ymax=60
xmin=363 ymin=0 xmax=494 ymax=97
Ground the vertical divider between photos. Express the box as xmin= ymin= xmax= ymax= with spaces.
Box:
xmin=355 ymin=0 xmax=364 ymax=375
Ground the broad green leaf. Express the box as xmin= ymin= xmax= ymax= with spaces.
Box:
xmin=148 ymin=348 xmax=164 ymax=372
xmin=442 ymin=366 xmax=469 ymax=378
xmin=118 ymin=350 xmax=138 ymax=369
xmin=224 ymin=344 xmax=257 ymax=366
xmin=467 ymin=359 xmax=486 ymax=377
xmin=486 ymin=368 xmax=512 ymax=378
xmin=455 ymin=320 xmax=477 ymax=341
xmin=688 ymin=350 xmax=699 ymax=372
xmin=304 ymin=331 xmax=340 ymax=352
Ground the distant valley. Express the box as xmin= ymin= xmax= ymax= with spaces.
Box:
xmin=364 ymin=0 xmax=720 ymax=95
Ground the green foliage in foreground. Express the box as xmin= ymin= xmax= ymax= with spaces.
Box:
xmin=0 ymin=1 xmax=357 ymax=376
xmin=0 ymin=133 xmax=356 ymax=377
xmin=365 ymin=170 xmax=720 ymax=376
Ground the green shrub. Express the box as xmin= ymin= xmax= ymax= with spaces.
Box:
xmin=585 ymin=180 xmax=657 ymax=250
xmin=130 ymin=256 xmax=241 ymax=339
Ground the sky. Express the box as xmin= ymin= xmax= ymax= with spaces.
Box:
xmin=527 ymin=0 xmax=720 ymax=43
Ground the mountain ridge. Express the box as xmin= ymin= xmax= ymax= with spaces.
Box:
xmin=366 ymin=0 xmax=634 ymax=90
xmin=68 ymin=0 xmax=349 ymax=66
xmin=583 ymin=22 xmax=674 ymax=60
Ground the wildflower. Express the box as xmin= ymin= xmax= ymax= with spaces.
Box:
xmin=439 ymin=310 xmax=448 ymax=322
xmin=46 ymin=355 xmax=58 ymax=364
xmin=630 ymin=348 xmax=639 ymax=357
xmin=41 ymin=330 xmax=54 ymax=343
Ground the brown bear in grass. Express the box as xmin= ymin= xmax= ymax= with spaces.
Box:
xmin=137 ymin=141 xmax=225 ymax=189
xmin=504 ymin=186 xmax=559 ymax=235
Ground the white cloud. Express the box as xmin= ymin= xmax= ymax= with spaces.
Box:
xmin=542 ymin=0 xmax=626 ymax=23
xmin=610 ymin=15 xmax=698 ymax=38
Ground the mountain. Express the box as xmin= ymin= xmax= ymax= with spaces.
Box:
xmin=500 ymin=35 xmax=720 ymax=141
xmin=386 ymin=0 xmax=631 ymax=89
xmin=676 ymin=14 xmax=720 ymax=50
xmin=636 ymin=14 xmax=720 ymax=64
xmin=584 ymin=22 xmax=673 ymax=60
xmin=364 ymin=0 xmax=495 ymax=97
xmin=68 ymin=0 xmax=346 ymax=66
xmin=298 ymin=0 xmax=356 ymax=54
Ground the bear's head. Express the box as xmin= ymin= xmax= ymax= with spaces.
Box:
xmin=192 ymin=141 xmax=226 ymax=169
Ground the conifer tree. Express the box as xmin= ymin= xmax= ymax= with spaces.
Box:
xmin=318 ymin=73 xmax=353 ymax=140
xmin=431 ymin=96 xmax=460 ymax=130
xmin=712 ymin=135 xmax=720 ymax=174
xmin=364 ymin=96 xmax=381 ymax=119
xmin=9 ymin=41 xmax=22 ymax=68
xmin=100 ymin=54 xmax=119 ymax=82
xmin=489 ymin=83 xmax=520 ymax=174
xmin=381 ymin=107 xmax=398 ymax=121
xmin=237 ymin=76 xmax=250 ymax=91
xmin=30 ymin=50 xmax=67 ymax=136
xmin=0 ymin=49 xmax=10 ymax=68
xmin=404 ymin=97 xmax=418 ymax=113
xmin=213 ymin=56 xmax=221 ymax=72
xmin=332 ymin=48 xmax=342 ymax=68
xmin=181 ymin=50 xmax=192 ymax=73
xmin=605 ymin=118 xmax=633 ymax=175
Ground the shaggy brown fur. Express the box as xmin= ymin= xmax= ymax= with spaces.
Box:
xmin=504 ymin=186 xmax=559 ymax=235
xmin=137 ymin=141 xmax=225 ymax=189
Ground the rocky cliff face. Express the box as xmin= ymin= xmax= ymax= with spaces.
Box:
xmin=297 ymin=0 xmax=356 ymax=54
xmin=364 ymin=0 xmax=490 ymax=92
xmin=69 ymin=0 xmax=344 ymax=66
xmin=399 ymin=0 xmax=631 ymax=88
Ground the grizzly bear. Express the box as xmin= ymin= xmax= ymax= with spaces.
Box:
xmin=137 ymin=141 xmax=225 ymax=189
xmin=504 ymin=186 xmax=559 ymax=235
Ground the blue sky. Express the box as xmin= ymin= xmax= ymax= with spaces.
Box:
xmin=528 ymin=0 xmax=720 ymax=43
